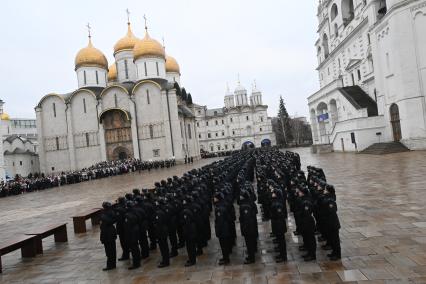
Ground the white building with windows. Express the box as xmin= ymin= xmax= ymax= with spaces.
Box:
xmin=194 ymin=83 xmax=276 ymax=153
xmin=308 ymin=0 xmax=426 ymax=152
xmin=36 ymin=20 xmax=200 ymax=174
xmin=0 ymin=100 xmax=39 ymax=179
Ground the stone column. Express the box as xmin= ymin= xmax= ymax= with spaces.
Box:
xmin=98 ymin=103 xmax=107 ymax=161
xmin=66 ymin=105 xmax=77 ymax=171
xmin=129 ymin=98 xmax=140 ymax=159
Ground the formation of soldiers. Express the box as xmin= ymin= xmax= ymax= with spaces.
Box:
xmin=99 ymin=148 xmax=341 ymax=271
xmin=0 ymin=158 xmax=176 ymax=198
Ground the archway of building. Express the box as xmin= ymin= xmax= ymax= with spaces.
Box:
xmin=317 ymin=102 xmax=329 ymax=144
xmin=99 ymin=108 xmax=134 ymax=161
xmin=242 ymin=141 xmax=255 ymax=150
xmin=329 ymin=99 xmax=338 ymax=128
xmin=390 ymin=103 xmax=402 ymax=142
xmin=261 ymin=139 xmax=272 ymax=147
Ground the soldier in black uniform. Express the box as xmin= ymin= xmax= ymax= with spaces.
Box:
xmin=298 ymin=187 xmax=317 ymax=261
xmin=214 ymin=192 xmax=231 ymax=265
xmin=100 ymin=202 xmax=117 ymax=271
xmin=124 ymin=202 xmax=141 ymax=269
xmin=181 ymin=196 xmax=198 ymax=266
xmin=239 ymin=190 xmax=257 ymax=264
xmin=324 ymin=185 xmax=341 ymax=260
xmin=153 ymin=198 xmax=170 ymax=268
xmin=270 ymin=189 xmax=288 ymax=263
xmin=115 ymin=197 xmax=129 ymax=261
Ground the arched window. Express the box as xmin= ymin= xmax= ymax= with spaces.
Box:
xmin=342 ymin=0 xmax=355 ymax=25
xmin=95 ymin=70 xmax=99 ymax=84
xmin=323 ymin=34 xmax=330 ymax=58
xmin=334 ymin=23 xmax=339 ymax=37
xmin=331 ymin=3 xmax=338 ymax=21
xmin=83 ymin=70 xmax=87 ymax=85
xmin=124 ymin=60 xmax=129 ymax=79
xmin=149 ymin=125 xmax=154 ymax=139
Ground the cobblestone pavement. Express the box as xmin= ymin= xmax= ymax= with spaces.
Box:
xmin=1 ymin=148 xmax=426 ymax=283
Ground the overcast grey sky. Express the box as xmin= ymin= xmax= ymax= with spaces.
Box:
xmin=0 ymin=0 xmax=319 ymax=119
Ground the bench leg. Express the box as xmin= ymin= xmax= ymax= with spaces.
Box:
xmin=21 ymin=240 xmax=36 ymax=258
xmin=91 ymin=215 xmax=100 ymax=226
xmin=73 ymin=218 xmax=87 ymax=234
xmin=54 ymin=226 xmax=68 ymax=242
xmin=35 ymin=236 xmax=43 ymax=254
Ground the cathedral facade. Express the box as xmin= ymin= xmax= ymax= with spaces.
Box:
xmin=36 ymin=21 xmax=199 ymax=174
xmin=194 ymin=84 xmax=275 ymax=153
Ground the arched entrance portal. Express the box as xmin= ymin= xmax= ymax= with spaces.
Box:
xmin=100 ymin=108 xmax=134 ymax=161
xmin=390 ymin=104 xmax=402 ymax=142
xmin=242 ymin=141 xmax=255 ymax=150
xmin=261 ymin=139 xmax=271 ymax=147
xmin=113 ymin=146 xmax=130 ymax=160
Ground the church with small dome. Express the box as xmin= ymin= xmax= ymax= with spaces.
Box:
xmin=35 ymin=15 xmax=275 ymax=174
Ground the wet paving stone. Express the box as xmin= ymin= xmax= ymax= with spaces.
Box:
xmin=1 ymin=148 xmax=426 ymax=283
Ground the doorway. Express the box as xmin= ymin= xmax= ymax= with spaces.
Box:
xmin=390 ymin=104 xmax=402 ymax=142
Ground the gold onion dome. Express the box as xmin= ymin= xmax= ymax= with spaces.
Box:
xmin=166 ymin=55 xmax=180 ymax=74
xmin=133 ymin=31 xmax=165 ymax=60
xmin=107 ymin=63 xmax=117 ymax=81
xmin=114 ymin=23 xmax=139 ymax=54
xmin=1 ymin=113 xmax=10 ymax=121
xmin=75 ymin=37 xmax=108 ymax=70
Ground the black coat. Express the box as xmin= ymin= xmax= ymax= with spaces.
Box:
xmin=100 ymin=209 xmax=117 ymax=244
xmin=324 ymin=199 xmax=341 ymax=231
xmin=270 ymin=199 xmax=287 ymax=235
xmin=214 ymin=203 xmax=231 ymax=238
xmin=124 ymin=210 xmax=140 ymax=245
xmin=153 ymin=207 xmax=169 ymax=238
xmin=180 ymin=207 xmax=197 ymax=240
xmin=239 ymin=203 xmax=257 ymax=237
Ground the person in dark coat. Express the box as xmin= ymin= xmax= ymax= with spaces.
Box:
xmin=270 ymin=189 xmax=288 ymax=263
xmin=239 ymin=190 xmax=258 ymax=264
xmin=115 ymin=197 xmax=129 ymax=261
xmin=298 ymin=189 xmax=317 ymax=261
xmin=124 ymin=202 xmax=141 ymax=270
xmin=153 ymin=198 xmax=170 ymax=268
xmin=324 ymin=185 xmax=341 ymax=260
xmin=100 ymin=201 xmax=117 ymax=271
xmin=180 ymin=196 xmax=198 ymax=266
xmin=214 ymin=192 xmax=231 ymax=265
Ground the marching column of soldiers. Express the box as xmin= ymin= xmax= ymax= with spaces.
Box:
xmin=99 ymin=148 xmax=341 ymax=271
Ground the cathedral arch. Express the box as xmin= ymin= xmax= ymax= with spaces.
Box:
xmin=37 ymin=93 xmax=65 ymax=108
xmin=100 ymin=85 xmax=129 ymax=98
xmin=330 ymin=3 xmax=339 ymax=21
xmin=132 ymin=80 xmax=162 ymax=94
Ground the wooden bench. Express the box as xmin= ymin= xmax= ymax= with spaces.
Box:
xmin=0 ymin=235 xmax=37 ymax=273
xmin=25 ymin=223 xmax=68 ymax=254
xmin=72 ymin=208 xmax=102 ymax=234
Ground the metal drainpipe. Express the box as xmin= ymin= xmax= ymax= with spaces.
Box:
xmin=166 ymin=89 xmax=175 ymax=157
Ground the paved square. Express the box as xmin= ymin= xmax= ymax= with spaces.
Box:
xmin=1 ymin=148 xmax=426 ymax=283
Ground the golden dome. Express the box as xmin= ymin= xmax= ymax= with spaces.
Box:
xmin=107 ymin=63 xmax=117 ymax=81
xmin=1 ymin=113 xmax=10 ymax=121
xmin=166 ymin=55 xmax=180 ymax=74
xmin=133 ymin=32 xmax=165 ymax=60
xmin=75 ymin=37 xmax=108 ymax=70
xmin=114 ymin=23 xmax=139 ymax=54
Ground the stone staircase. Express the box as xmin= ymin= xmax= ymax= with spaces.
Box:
xmin=359 ymin=142 xmax=409 ymax=155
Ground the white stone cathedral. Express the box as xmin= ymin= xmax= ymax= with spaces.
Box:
xmin=36 ymin=20 xmax=200 ymax=174
xmin=36 ymin=17 xmax=276 ymax=174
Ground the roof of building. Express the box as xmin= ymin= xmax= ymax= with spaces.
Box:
xmin=4 ymin=135 xmax=33 ymax=144
xmin=339 ymin=86 xmax=378 ymax=117
xmin=178 ymin=105 xmax=195 ymax=118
